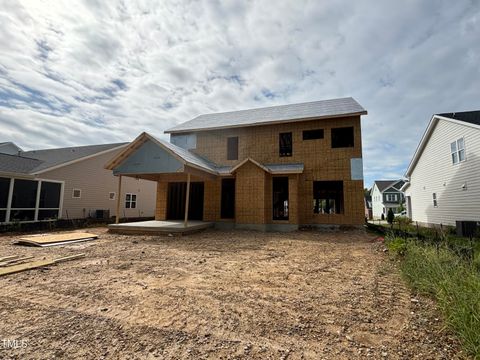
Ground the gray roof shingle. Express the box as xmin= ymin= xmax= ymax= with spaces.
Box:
xmin=21 ymin=143 xmax=127 ymax=172
xmin=374 ymin=180 xmax=404 ymax=192
xmin=165 ymin=97 xmax=367 ymax=133
xmin=0 ymin=153 xmax=44 ymax=175
xmin=438 ymin=111 xmax=480 ymax=126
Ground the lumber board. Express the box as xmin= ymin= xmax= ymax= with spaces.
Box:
xmin=17 ymin=232 xmax=98 ymax=246
xmin=30 ymin=238 xmax=96 ymax=248
xmin=0 ymin=260 xmax=55 ymax=277
xmin=0 ymin=256 xmax=34 ymax=267
xmin=53 ymin=253 xmax=86 ymax=263
xmin=0 ymin=255 xmax=20 ymax=262
xmin=0 ymin=253 xmax=86 ymax=277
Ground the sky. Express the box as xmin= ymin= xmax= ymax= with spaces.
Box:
xmin=0 ymin=0 xmax=479 ymax=187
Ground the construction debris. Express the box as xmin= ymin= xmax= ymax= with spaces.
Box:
xmin=16 ymin=232 xmax=98 ymax=247
xmin=0 ymin=253 xmax=85 ymax=277
xmin=0 ymin=255 xmax=34 ymax=267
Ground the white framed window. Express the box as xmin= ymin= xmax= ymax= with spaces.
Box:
xmin=125 ymin=193 xmax=137 ymax=209
xmin=451 ymin=138 xmax=465 ymax=164
xmin=386 ymin=194 xmax=398 ymax=202
xmin=72 ymin=189 xmax=81 ymax=199
xmin=433 ymin=193 xmax=438 ymax=207
xmin=109 ymin=192 xmax=116 ymax=200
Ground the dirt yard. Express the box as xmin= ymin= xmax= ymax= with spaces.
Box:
xmin=0 ymin=228 xmax=463 ymax=359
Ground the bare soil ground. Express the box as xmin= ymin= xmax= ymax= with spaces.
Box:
xmin=0 ymin=228 xmax=464 ymax=359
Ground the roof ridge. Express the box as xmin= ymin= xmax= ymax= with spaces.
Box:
xmin=22 ymin=142 xmax=128 ymax=153
xmin=192 ymin=97 xmax=355 ymax=118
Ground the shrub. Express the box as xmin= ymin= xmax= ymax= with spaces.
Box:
xmin=395 ymin=216 xmax=412 ymax=226
xmin=387 ymin=208 xmax=394 ymax=224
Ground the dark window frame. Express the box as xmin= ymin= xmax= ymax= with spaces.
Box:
xmin=125 ymin=193 xmax=137 ymax=209
xmin=227 ymin=136 xmax=239 ymax=160
xmin=331 ymin=126 xmax=355 ymax=148
xmin=303 ymin=129 xmax=324 ymax=140
xmin=313 ymin=181 xmax=344 ymax=214
xmin=279 ymin=132 xmax=293 ymax=157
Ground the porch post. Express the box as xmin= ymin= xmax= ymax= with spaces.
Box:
xmin=184 ymin=173 xmax=191 ymax=227
xmin=116 ymin=175 xmax=122 ymax=224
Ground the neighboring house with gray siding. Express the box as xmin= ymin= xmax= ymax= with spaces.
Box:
xmin=371 ymin=180 xmax=405 ymax=219
xmin=403 ymin=111 xmax=480 ymax=226
xmin=0 ymin=142 xmax=23 ymax=155
xmin=0 ymin=142 xmax=156 ymax=224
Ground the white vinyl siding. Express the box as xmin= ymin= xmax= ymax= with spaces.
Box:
xmin=371 ymin=184 xmax=384 ymax=219
xmin=406 ymin=119 xmax=480 ymax=226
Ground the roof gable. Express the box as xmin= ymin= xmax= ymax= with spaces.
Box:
xmin=166 ymin=97 xmax=367 ymax=134
xmin=113 ymin=139 xmax=183 ymax=175
xmin=374 ymin=180 xmax=398 ymax=192
xmin=405 ymin=114 xmax=480 ymax=177
xmin=105 ymin=132 xmax=218 ymax=175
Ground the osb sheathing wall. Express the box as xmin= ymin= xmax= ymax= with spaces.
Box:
xmin=156 ymin=115 xmax=364 ymax=225
xmin=193 ymin=115 xmax=364 ymax=225
xmin=234 ymin=161 xmax=267 ymax=224
xmin=154 ymin=173 xmax=221 ymax=222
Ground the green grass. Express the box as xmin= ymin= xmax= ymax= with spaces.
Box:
xmin=386 ymin=237 xmax=480 ymax=358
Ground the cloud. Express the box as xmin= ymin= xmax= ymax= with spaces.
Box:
xmin=0 ymin=0 xmax=479 ymax=187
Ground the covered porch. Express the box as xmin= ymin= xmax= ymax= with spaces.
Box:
xmin=104 ymin=132 xmax=219 ymax=234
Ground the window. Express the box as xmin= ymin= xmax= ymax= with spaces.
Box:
xmin=451 ymin=138 xmax=465 ymax=164
xmin=125 ymin=193 xmax=137 ymax=209
xmin=10 ymin=179 xmax=38 ymax=222
xmin=433 ymin=193 xmax=438 ymax=207
xmin=1 ymin=179 xmax=61 ymax=223
xmin=221 ymin=178 xmax=235 ymax=218
xmin=279 ymin=132 xmax=292 ymax=157
xmin=313 ymin=181 xmax=344 ymax=214
xmin=303 ymin=129 xmax=324 ymax=140
xmin=109 ymin=192 xmax=116 ymax=200
xmin=273 ymin=177 xmax=289 ymax=220
xmin=72 ymin=189 xmax=81 ymax=198
xmin=40 ymin=182 xmax=61 ymax=208
xmin=331 ymin=127 xmax=354 ymax=148
xmin=0 ymin=177 xmax=10 ymax=223
xmin=227 ymin=137 xmax=238 ymax=160
xmin=386 ymin=194 xmax=398 ymax=202
xmin=0 ymin=177 xmax=10 ymax=209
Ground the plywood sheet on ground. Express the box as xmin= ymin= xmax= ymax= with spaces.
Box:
xmin=16 ymin=232 xmax=98 ymax=246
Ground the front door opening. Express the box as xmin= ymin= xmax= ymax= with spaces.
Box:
xmin=167 ymin=182 xmax=204 ymax=221
xmin=221 ymin=178 xmax=235 ymax=219
xmin=273 ymin=177 xmax=289 ymax=220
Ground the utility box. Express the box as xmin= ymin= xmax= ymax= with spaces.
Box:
xmin=456 ymin=221 xmax=478 ymax=237
xmin=95 ymin=209 xmax=110 ymax=220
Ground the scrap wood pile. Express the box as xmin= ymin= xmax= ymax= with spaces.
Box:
xmin=0 ymin=253 xmax=85 ymax=277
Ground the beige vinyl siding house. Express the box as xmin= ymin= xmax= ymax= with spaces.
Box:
xmin=38 ymin=149 xmax=156 ymax=219
xmin=403 ymin=113 xmax=480 ymax=226
xmin=0 ymin=143 xmax=155 ymax=224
